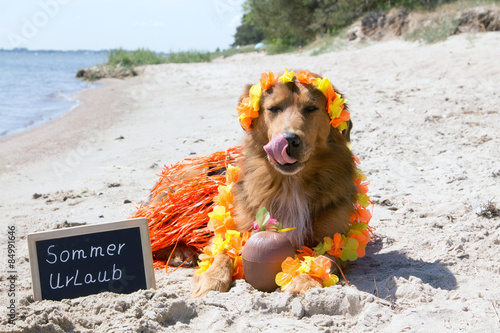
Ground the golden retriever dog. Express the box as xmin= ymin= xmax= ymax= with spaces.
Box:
xmin=191 ymin=71 xmax=356 ymax=298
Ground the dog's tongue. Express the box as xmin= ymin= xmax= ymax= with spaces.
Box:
xmin=263 ymin=134 xmax=297 ymax=165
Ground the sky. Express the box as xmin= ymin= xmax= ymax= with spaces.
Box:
xmin=0 ymin=0 xmax=246 ymax=52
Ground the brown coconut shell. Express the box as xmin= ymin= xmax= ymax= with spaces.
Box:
xmin=242 ymin=231 xmax=295 ymax=292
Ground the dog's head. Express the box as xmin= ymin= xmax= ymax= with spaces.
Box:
xmin=238 ymin=71 xmax=352 ymax=175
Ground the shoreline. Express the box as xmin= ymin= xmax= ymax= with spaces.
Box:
xmin=1 ymin=91 xmax=79 ymax=153
xmin=0 ymin=50 xmax=107 ymax=144
xmin=1 ymin=33 xmax=499 ymax=332
xmin=0 ymin=80 xmax=102 ymax=141
xmin=0 ymin=78 xmax=133 ymax=174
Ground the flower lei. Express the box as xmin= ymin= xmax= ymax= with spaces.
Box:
xmin=195 ymin=165 xmax=249 ymax=280
xmin=237 ymin=68 xmax=350 ymax=132
xmin=197 ymin=69 xmax=374 ymax=290
xmin=276 ymin=255 xmax=339 ymax=290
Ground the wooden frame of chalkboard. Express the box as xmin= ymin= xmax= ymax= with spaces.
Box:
xmin=28 ymin=218 xmax=155 ymax=301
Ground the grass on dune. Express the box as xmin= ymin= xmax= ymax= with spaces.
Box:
xmin=107 ymin=48 xmax=212 ymax=67
xmin=106 ymin=46 xmax=257 ymax=69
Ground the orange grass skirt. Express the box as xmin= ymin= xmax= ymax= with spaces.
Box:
xmin=131 ymin=146 xmax=242 ymax=268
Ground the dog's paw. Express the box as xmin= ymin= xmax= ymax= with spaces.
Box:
xmin=153 ymin=244 xmax=198 ymax=267
xmin=286 ymin=273 xmax=322 ymax=294
xmin=190 ymin=253 xmax=234 ymax=299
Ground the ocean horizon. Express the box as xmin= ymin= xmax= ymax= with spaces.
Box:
xmin=0 ymin=49 xmax=107 ymax=138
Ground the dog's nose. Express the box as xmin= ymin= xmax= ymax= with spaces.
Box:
xmin=282 ymin=133 xmax=301 ymax=157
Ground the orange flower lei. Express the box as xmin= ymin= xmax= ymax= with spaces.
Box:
xmin=311 ymin=160 xmax=373 ymax=261
xmin=237 ymin=69 xmax=350 ymax=132
xmin=276 ymin=255 xmax=339 ymax=291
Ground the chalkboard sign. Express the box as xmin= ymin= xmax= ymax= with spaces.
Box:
xmin=28 ymin=218 xmax=155 ymax=301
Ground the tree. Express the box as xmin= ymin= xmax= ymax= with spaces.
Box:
xmin=233 ymin=13 xmax=265 ymax=46
xmin=246 ymin=0 xmax=318 ymax=50
xmin=232 ymin=0 xmax=452 ymax=51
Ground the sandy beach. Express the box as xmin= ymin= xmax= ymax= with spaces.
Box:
xmin=1 ymin=31 xmax=500 ymax=332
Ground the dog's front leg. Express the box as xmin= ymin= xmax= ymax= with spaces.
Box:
xmin=190 ymin=252 xmax=234 ymax=298
xmin=286 ymin=256 xmax=347 ymax=294
xmin=286 ymin=273 xmax=322 ymax=294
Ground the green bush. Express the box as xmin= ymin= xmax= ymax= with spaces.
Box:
xmin=233 ymin=13 xmax=265 ymax=46
xmin=106 ymin=48 xmax=213 ymax=69
xmin=166 ymin=51 xmax=212 ymax=63
xmin=107 ymin=48 xmax=168 ymax=67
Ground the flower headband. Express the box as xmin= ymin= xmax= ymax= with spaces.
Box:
xmin=237 ymin=69 xmax=350 ymax=132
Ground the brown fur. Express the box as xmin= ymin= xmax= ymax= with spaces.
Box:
xmin=191 ymin=73 xmax=356 ymax=298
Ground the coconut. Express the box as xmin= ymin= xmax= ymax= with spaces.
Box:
xmin=242 ymin=231 xmax=295 ymax=292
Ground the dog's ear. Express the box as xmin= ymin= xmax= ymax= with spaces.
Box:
xmin=327 ymin=84 xmax=352 ymax=142
xmin=237 ymin=84 xmax=254 ymax=131
xmin=341 ymin=119 xmax=353 ymax=142
xmin=238 ymin=84 xmax=252 ymax=104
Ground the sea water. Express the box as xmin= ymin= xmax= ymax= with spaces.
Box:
xmin=0 ymin=50 xmax=107 ymax=138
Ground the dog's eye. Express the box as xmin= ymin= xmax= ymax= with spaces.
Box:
xmin=268 ymin=106 xmax=281 ymax=113
xmin=304 ymin=106 xmax=319 ymax=113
